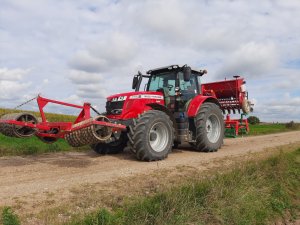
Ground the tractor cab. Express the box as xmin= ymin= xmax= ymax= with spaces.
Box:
xmin=132 ymin=65 xmax=207 ymax=112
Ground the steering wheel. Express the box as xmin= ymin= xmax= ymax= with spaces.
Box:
xmin=167 ymin=84 xmax=174 ymax=91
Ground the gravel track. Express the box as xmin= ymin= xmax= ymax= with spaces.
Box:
xmin=0 ymin=131 xmax=300 ymax=208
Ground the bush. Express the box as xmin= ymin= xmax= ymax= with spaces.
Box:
xmin=248 ymin=116 xmax=260 ymax=125
xmin=1 ymin=207 xmax=20 ymax=225
xmin=285 ymin=121 xmax=300 ymax=130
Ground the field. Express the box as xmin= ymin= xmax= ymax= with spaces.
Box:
xmin=0 ymin=108 xmax=76 ymax=122
xmin=249 ymin=123 xmax=300 ymax=135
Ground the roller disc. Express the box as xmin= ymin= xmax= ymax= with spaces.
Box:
xmin=65 ymin=116 xmax=113 ymax=147
xmin=0 ymin=113 xmax=38 ymax=138
xmin=36 ymin=128 xmax=59 ymax=144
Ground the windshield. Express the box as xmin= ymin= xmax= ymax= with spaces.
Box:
xmin=147 ymin=72 xmax=176 ymax=96
xmin=146 ymin=70 xmax=200 ymax=111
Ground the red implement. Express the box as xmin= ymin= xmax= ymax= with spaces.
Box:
xmin=0 ymin=95 xmax=126 ymax=145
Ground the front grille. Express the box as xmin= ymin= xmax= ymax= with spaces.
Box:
xmin=106 ymin=101 xmax=125 ymax=115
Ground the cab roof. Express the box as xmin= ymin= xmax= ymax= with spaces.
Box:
xmin=146 ymin=65 xmax=204 ymax=76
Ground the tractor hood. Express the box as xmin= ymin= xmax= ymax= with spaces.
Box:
xmin=106 ymin=91 xmax=165 ymax=120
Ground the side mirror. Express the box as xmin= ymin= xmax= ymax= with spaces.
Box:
xmin=132 ymin=75 xmax=139 ymax=89
xmin=183 ymin=66 xmax=191 ymax=82
xmin=200 ymin=69 xmax=207 ymax=76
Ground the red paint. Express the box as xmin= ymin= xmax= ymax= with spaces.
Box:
xmin=202 ymin=77 xmax=248 ymax=113
xmin=106 ymin=91 xmax=165 ymax=120
xmin=186 ymin=95 xmax=218 ymax=117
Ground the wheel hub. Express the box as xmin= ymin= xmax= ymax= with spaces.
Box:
xmin=150 ymin=132 xmax=157 ymax=141
xmin=206 ymin=114 xmax=221 ymax=143
xmin=149 ymin=122 xmax=169 ymax=152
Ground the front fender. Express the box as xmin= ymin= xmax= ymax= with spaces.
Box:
xmin=187 ymin=96 xmax=220 ymax=117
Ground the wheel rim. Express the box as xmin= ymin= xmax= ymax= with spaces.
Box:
xmin=206 ymin=114 xmax=221 ymax=143
xmin=15 ymin=114 xmax=37 ymax=137
xmin=149 ymin=122 xmax=169 ymax=152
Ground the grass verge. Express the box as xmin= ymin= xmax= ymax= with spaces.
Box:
xmin=248 ymin=123 xmax=300 ymax=135
xmin=0 ymin=134 xmax=89 ymax=156
xmin=67 ymin=148 xmax=300 ymax=225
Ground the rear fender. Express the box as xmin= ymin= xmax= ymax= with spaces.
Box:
xmin=187 ymin=96 xmax=220 ymax=117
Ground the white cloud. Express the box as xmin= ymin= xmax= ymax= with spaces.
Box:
xmin=69 ymin=70 xmax=103 ymax=84
xmin=216 ymin=42 xmax=279 ymax=78
xmin=69 ymin=32 xmax=137 ymax=73
xmin=0 ymin=68 xmax=31 ymax=81
xmin=0 ymin=80 xmax=31 ymax=100
xmin=0 ymin=68 xmax=33 ymax=107
xmin=69 ymin=50 xmax=106 ymax=73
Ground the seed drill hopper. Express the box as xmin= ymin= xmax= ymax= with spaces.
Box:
xmin=202 ymin=75 xmax=253 ymax=137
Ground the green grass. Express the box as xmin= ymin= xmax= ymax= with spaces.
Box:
xmin=67 ymin=148 xmax=300 ymax=225
xmin=1 ymin=207 xmax=20 ymax=225
xmin=249 ymin=123 xmax=299 ymax=135
xmin=0 ymin=134 xmax=88 ymax=156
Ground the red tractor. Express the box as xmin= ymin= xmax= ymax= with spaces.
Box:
xmin=0 ymin=65 xmax=252 ymax=161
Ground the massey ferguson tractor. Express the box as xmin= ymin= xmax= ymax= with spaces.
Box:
xmin=0 ymin=65 xmax=252 ymax=161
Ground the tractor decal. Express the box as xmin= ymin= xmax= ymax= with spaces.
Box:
xmin=129 ymin=94 xmax=164 ymax=100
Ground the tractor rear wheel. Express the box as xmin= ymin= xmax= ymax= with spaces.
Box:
xmin=128 ymin=110 xmax=174 ymax=161
xmin=90 ymin=134 xmax=127 ymax=154
xmin=194 ymin=102 xmax=224 ymax=152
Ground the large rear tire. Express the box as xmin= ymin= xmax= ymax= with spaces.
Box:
xmin=194 ymin=102 xmax=224 ymax=152
xmin=128 ymin=110 xmax=174 ymax=161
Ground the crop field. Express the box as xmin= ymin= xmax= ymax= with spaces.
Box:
xmin=0 ymin=108 xmax=76 ymax=122
xmin=249 ymin=123 xmax=300 ymax=135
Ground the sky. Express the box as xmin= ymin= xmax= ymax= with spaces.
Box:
xmin=0 ymin=0 xmax=299 ymax=122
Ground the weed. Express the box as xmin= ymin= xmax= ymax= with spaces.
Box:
xmin=1 ymin=207 xmax=20 ymax=225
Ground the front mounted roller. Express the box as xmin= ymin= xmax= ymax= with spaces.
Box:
xmin=128 ymin=110 xmax=174 ymax=161
xmin=193 ymin=102 xmax=224 ymax=152
xmin=0 ymin=113 xmax=38 ymax=138
xmin=65 ymin=115 xmax=113 ymax=147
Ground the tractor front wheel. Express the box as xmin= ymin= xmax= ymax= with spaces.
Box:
xmin=90 ymin=134 xmax=127 ymax=154
xmin=128 ymin=110 xmax=174 ymax=161
xmin=194 ymin=102 xmax=224 ymax=152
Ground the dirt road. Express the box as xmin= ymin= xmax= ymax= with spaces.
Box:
xmin=0 ymin=131 xmax=300 ymax=222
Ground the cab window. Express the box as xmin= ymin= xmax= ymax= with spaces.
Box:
xmin=148 ymin=72 xmax=175 ymax=96
xmin=178 ymin=72 xmax=198 ymax=97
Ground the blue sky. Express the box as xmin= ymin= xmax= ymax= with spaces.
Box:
xmin=0 ymin=0 xmax=299 ymax=122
